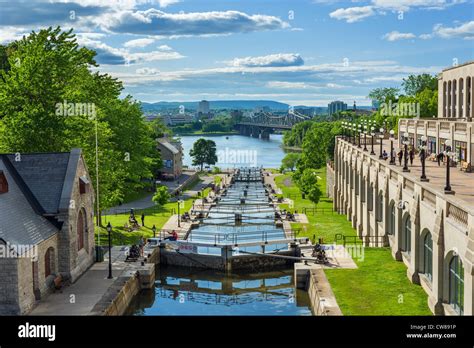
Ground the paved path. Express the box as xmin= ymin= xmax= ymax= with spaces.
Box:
xmin=30 ymin=247 xmax=130 ymax=315
xmin=349 ymin=137 xmax=474 ymax=209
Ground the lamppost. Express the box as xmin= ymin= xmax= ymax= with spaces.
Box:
xmin=402 ymin=132 xmax=410 ymax=172
xmin=357 ymin=124 xmax=361 ymax=148
xmin=444 ymin=139 xmax=455 ymax=194
xmin=152 ymin=224 xmax=157 ymax=238
xmin=363 ymin=124 xmax=368 ymax=151
xmin=419 ymin=135 xmax=429 ymax=182
xmin=106 ymin=222 xmax=113 ymax=279
xmin=177 ymin=199 xmax=183 ymax=227
xmin=389 ymin=130 xmax=395 ymax=165
xmin=370 ymin=126 xmax=376 ymax=155
xmin=352 ymin=125 xmax=356 ymax=145
xmin=378 ymin=127 xmax=384 ymax=159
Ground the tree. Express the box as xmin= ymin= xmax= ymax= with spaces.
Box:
xmin=295 ymin=168 xmax=322 ymax=205
xmin=152 ymin=185 xmax=170 ymax=206
xmin=368 ymin=87 xmax=399 ymax=104
xmin=281 ymin=152 xmax=300 ymax=171
xmin=402 ymin=74 xmax=437 ymax=96
xmin=189 ymin=138 xmax=218 ymax=171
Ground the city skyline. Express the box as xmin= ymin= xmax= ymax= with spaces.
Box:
xmin=0 ymin=0 xmax=473 ymax=106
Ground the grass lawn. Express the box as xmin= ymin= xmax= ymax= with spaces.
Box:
xmin=273 ymin=168 xmax=431 ymax=315
xmin=274 ymin=168 xmax=357 ymax=243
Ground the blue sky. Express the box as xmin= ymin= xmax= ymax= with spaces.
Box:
xmin=0 ymin=0 xmax=473 ymax=106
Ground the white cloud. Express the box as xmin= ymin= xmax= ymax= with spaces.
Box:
xmin=432 ymin=21 xmax=474 ymax=39
xmin=0 ymin=27 xmax=28 ymax=44
xmin=96 ymin=9 xmax=290 ymax=37
xmin=136 ymin=67 xmax=160 ymax=75
xmin=123 ymin=38 xmax=155 ymax=48
xmin=329 ymin=6 xmax=375 ymax=23
xmin=51 ymin=0 xmax=180 ymax=9
xmin=382 ymin=31 xmax=416 ymax=41
xmin=266 ymin=81 xmax=312 ymax=89
xmin=229 ymin=53 xmax=304 ymax=67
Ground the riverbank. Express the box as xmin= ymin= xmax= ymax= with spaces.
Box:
xmin=174 ymin=130 xmax=239 ymax=136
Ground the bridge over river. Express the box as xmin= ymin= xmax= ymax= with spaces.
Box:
xmin=235 ymin=111 xmax=311 ymax=139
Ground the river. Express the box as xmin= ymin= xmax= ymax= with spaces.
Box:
xmin=178 ymin=134 xmax=285 ymax=169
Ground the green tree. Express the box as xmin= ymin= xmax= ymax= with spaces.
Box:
xmin=295 ymin=168 xmax=322 ymax=205
xmin=189 ymin=138 xmax=218 ymax=171
xmin=368 ymin=87 xmax=400 ymax=104
xmin=402 ymin=74 xmax=437 ymax=96
xmin=152 ymin=185 xmax=171 ymax=206
xmin=281 ymin=152 xmax=300 ymax=171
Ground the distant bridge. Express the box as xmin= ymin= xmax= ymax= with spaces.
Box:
xmin=235 ymin=112 xmax=311 ymax=139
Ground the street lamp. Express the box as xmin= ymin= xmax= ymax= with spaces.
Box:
xmin=389 ymin=130 xmax=396 ymax=165
xmin=363 ymin=124 xmax=368 ymax=151
xmin=402 ymin=132 xmax=410 ymax=172
xmin=357 ymin=124 xmax=362 ymax=148
xmin=420 ymin=135 xmax=429 ymax=182
xmin=444 ymin=139 xmax=455 ymax=194
xmin=378 ymin=127 xmax=384 ymax=159
xmin=106 ymin=222 xmax=113 ymax=279
xmin=177 ymin=199 xmax=183 ymax=227
xmin=370 ymin=126 xmax=376 ymax=155
xmin=152 ymin=224 xmax=157 ymax=238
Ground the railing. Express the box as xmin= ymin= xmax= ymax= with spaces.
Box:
xmin=403 ymin=179 xmax=414 ymax=192
xmin=302 ymin=207 xmax=336 ymax=215
xmin=447 ymin=203 xmax=468 ymax=226
xmin=427 ymin=121 xmax=436 ymax=130
xmin=455 ymin=123 xmax=467 ymax=132
xmin=390 ymin=170 xmax=398 ymax=181
xmin=334 ymin=233 xmax=387 ymax=247
xmin=440 ymin=122 xmax=450 ymax=130
xmin=421 ymin=189 xmax=436 ymax=206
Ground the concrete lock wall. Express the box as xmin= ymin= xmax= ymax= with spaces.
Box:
xmin=333 ymin=137 xmax=474 ymax=315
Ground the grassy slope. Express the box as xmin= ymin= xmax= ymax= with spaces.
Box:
xmin=274 ymin=168 xmax=431 ymax=315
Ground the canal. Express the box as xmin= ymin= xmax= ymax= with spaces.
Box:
xmin=179 ymin=134 xmax=285 ymax=168
xmin=125 ymin=266 xmax=312 ymax=316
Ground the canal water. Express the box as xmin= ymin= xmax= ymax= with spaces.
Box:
xmin=125 ymin=266 xmax=312 ymax=316
xmin=179 ymin=134 xmax=285 ymax=168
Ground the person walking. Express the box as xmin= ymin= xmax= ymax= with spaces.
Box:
xmin=409 ymin=148 xmax=415 ymax=166
xmin=141 ymin=213 xmax=145 ymax=227
xmin=397 ymin=150 xmax=403 ymax=166
xmin=437 ymin=152 xmax=444 ymax=166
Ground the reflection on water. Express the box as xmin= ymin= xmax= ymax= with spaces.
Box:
xmin=125 ymin=266 xmax=312 ymax=316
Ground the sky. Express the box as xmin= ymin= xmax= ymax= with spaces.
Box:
xmin=0 ymin=0 xmax=473 ymax=106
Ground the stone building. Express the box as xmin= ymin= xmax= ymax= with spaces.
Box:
xmin=157 ymin=137 xmax=183 ymax=180
xmin=0 ymin=149 xmax=95 ymax=315
xmin=331 ymin=62 xmax=474 ymax=315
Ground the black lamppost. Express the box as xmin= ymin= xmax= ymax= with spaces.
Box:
xmin=420 ymin=135 xmax=429 ymax=182
xmin=342 ymin=121 xmax=347 ymax=140
xmin=402 ymin=132 xmax=410 ymax=172
xmin=444 ymin=139 xmax=455 ymax=194
xmin=357 ymin=124 xmax=361 ymax=148
xmin=152 ymin=224 xmax=157 ymax=238
xmin=389 ymin=130 xmax=396 ymax=165
xmin=370 ymin=126 xmax=376 ymax=155
xmin=106 ymin=222 xmax=113 ymax=279
xmin=352 ymin=125 xmax=356 ymax=145
xmin=378 ymin=127 xmax=384 ymax=159
xmin=177 ymin=199 xmax=182 ymax=227
xmin=363 ymin=124 xmax=368 ymax=151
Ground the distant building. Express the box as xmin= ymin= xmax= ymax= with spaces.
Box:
xmin=230 ymin=109 xmax=243 ymax=121
xmin=157 ymin=137 xmax=183 ymax=180
xmin=328 ymin=101 xmax=347 ymax=117
xmin=198 ymin=100 xmax=210 ymax=114
xmin=164 ymin=113 xmax=193 ymax=126
xmin=0 ymin=149 xmax=95 ymax=314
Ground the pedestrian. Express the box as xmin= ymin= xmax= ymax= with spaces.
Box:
xmin=409 ymin=148 xmax=415 ymax=165
xmin=397 ymin=150 xmax=403 ymax=166
xmin=382 ymin=150 xmax=388 ymax=160
xmin=437 ymin=152 xmax=444 ymax=166
xmin=138 ymin=236 xmax=145 ymax=257
xmin=141 ymin=213 xmax=145 ymax=227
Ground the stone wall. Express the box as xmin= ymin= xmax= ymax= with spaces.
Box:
xmin=326 ymin=165 xmax=334 ymax=199
xmin=0 ymin=258 xmax=19 ymax=315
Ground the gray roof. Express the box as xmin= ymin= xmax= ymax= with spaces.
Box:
xmin=158 ymin=140 xmax=179 ymax=155
xmin=5 ymin=153 xmax=70 ymax=214
xmin=0 ymin=157 xmax=58 ymax=246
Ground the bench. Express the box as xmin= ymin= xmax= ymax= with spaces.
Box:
xmin=460 ymin=161 xmax=471 ymax=172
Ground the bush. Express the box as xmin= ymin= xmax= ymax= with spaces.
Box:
xmin=152 ymin=185 xmax=171 ymax=206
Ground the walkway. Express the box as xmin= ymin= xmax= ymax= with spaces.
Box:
xmin=350 ymin=137 xmax=474 ymax=208
xmin=30 ymin=247 xmax=130 ymax=315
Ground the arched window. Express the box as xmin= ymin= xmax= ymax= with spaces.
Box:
xmin=423 ymin=233 xmax=433 ymax=282
xmin=388 ymin=201 xmax=395 ymax=235
xmin=449 ymin=256 xmax=464 ymax=315
xmin=44 ymin=247 xmax=55 ymax=278
xmin=77 ymin=209 xmax=85 ymax=251
xmin=403 ymin=215 xmax=411 ymax=254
